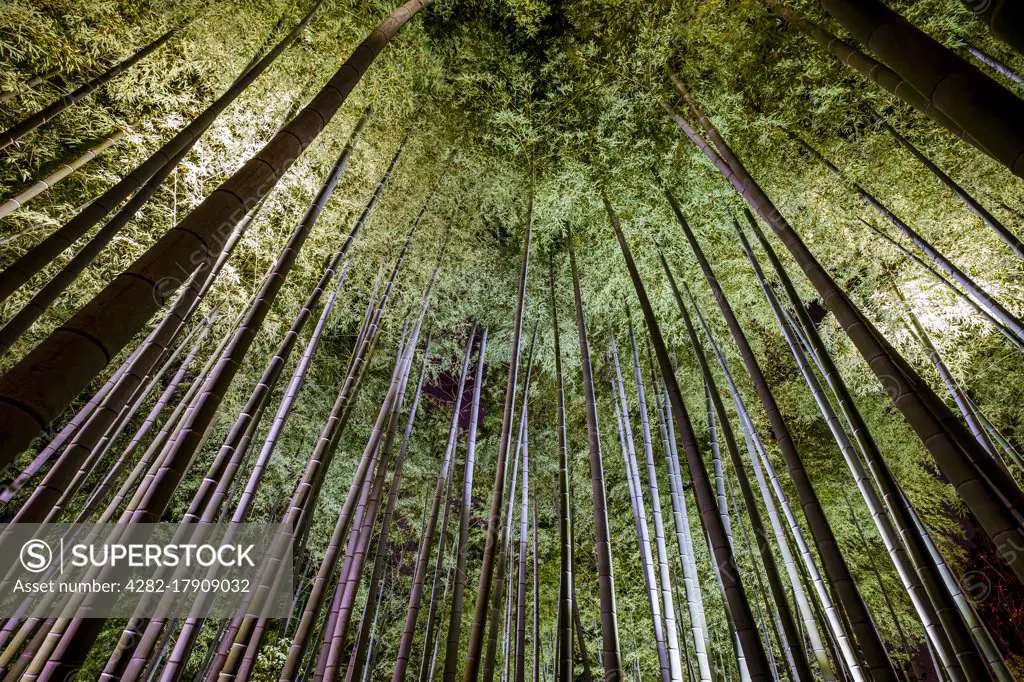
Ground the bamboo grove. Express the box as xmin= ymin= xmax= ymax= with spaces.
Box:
xmin=1 ymin=0 xmax=1024 ymax=679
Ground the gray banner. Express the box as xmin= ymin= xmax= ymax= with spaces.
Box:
xmin=0 ymin=523 xmax=293 ymax=619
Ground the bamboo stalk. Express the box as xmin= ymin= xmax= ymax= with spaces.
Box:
xmin=549 ymin=260 xmax=573 ymax=682
xmin=443 ymin=327 xmax=488 ymax=682
xmin=347 ymin=336 xmax=433 ymax=682
xmin=568 ymin=234 xmax=624 ymax=681
xmin=662 ymin=84 xmax=1024 ymax=586
xmin=0 ymin=0 xmax=436 ymax=465
xmin=0 ymin=131 xmax=125 ymax=218
xmin=463 ymin=175 xmax=532 ymax=682
xmin=608 ymin=192 xmax=782 ymax=682
xmin=0 ymin=27 xmax=180 ymax=150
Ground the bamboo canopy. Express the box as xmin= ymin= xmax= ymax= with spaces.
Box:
xmin=1 ymin=0 xmax=1024 ymax=680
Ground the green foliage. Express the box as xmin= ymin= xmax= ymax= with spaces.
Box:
xmin=3 ymin=0 xmax=1023 ymax=677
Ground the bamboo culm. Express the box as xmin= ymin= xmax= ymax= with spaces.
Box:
xmin=4 ymin=203 xmax=252 ymax=525
xmin=756 ymin=5 xmax=971 ymax=150
xmin=0 ymin=68 xmax=59 ymax=104
xmin=965 ymin=45 xmax=1023 ymax=83
xmin=873 ymin=113 xmax=1024 ymax=261
xmin=858 ymin=217 xmax=1024 ymax=353
xmin=685 ymin=284 xmax=848 ymax=681
xmin=0 ymin=131 xmax=125 ymax=219
xmin=625 ymin=319 xmax=686 ymax=682
xmin=348 ymin=335 xmax=433 ymax=682
xmin=484 ymin=324 xmax=538 ymax=682
xmin=0 ymin=0 xmax=435 ymax=464
xmin=463 ymin=180 xmax=532 ymax=682
xmin=514 ymin=403 xmax=532 ymax=682
xmin=0 ymin=0 xmax=328 ymax=306
xmin=817 ymin=0 xmax=1024 ymax=178
xmin=113 ymin=254 xmax=360 ymax=679
xmin=568 ymin=235 xmax=624 ymax=681
xmin=178 ymin=206 xmax=435 ymax=682
xmin=606 ymin=190 xmax=783 ymax=681
xmin=218 ymin=217 xmax=439 ymax=682
xmin=609 ymin=341 xmax=670 ymax=682
xmin=744 ymin=209 xmax=1014 ymax=681
xmin=734 ymin=223 xmax=987 ymax=680
xmin=662 ymin=85 xmax=1024 ymax=585
xmin=548 ymin=259 xmax=574 ymax=682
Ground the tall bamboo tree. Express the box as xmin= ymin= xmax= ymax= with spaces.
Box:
xmin=684 ymin=283 xmax=846 ymax=681
xmin=393 ymin=325 xmax=478 ymax=682
xmin=567 ymin=233 xmax=624 ymax=681
xmin=893 ymin=285 xmax=1003 ymax=465
xmin=485 ymin=325 xmax=537 ymax=682
xmin=873 ymin=113 xmax=1024 ymax=261
xmin=610 ymin=341 xmax=670 ymax=682
xmin=514 ymin=405 xmax=532 ymax=682
xmin=625 ymin=319 xmax=685 ymax=681
xmin=349 ymin=337 xmax=434 ymax=682
xmin=0 ymin=0 xmax=436 ymax=464
xmin=857 ymin=217 xmax=1024 ymax=352
xmin=549 ymin=260 xmax=573 ymax=682
xmin=0 ymin=0 xmax=328 ymax=307
xmin=816 ymin=0 xmax=1024 ymax=178
xmin=0 ymin=131 xmax=125 ymax=219
xmin=646 ymin=343 xmax=715 ymax=682
xmin=463 ymin=174 xmax=532 ymax=682
xmin=755 ymin=5 xmax=968 ymax=146
xmin=10 ymin=113 xmax=369 ymax=532
xmin=965 ymin=45 xmax=1023 ymax=83
xmin=605 ymin=192 xmax=774 ymax=682
xmin=661 ymin=84 xmax=1024 ymax=584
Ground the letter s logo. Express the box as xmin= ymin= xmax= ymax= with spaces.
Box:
xmin=20 ymin=540 xmax=52 ymax=572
